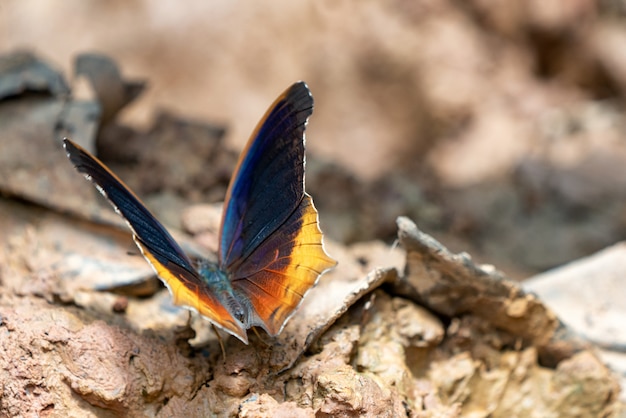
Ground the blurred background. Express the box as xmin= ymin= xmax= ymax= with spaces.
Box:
xmin=2 ymin=0 xmax=626 ymax=279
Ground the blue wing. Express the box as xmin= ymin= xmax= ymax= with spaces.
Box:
xmin=63 ymin=139 xmax=248 ymax=342
xmin=219 ymin=82 xmax=313 ymax=271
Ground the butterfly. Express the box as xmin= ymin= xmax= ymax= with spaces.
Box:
xmin=63 ymin=81 xmax=336 ymax=344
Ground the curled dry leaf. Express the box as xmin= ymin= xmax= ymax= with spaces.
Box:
xmin=392 ymin=216 xmax=591 ymax=366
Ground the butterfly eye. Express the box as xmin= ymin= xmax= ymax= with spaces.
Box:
xmin=229 ymin=300 xmax=247 ymax=324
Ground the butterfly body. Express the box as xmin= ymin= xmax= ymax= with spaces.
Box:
xmin=196 ymin=261 xmax=248 ymax=325
xmin=64 ymin=82 xmax=336 ymax=344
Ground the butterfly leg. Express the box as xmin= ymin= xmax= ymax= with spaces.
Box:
xmin=251 ymin=327 xmax=270 ymax=348
xmin=211 ymin=323 xmax=227 ymax=360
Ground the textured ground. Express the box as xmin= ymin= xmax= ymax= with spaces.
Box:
xmin=1 ymin=1 xmax=626 ymax=416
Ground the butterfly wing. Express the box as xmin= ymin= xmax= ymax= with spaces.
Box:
xmin=219 ymin=82 xmax=336 ymax=335
xmin=63 ymin=139 xmax=247 ymax=342
xmin=220 ymin=82 xmax=309 ymax=267
xmin=231 ymin=194 xmax=336 ymax=335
